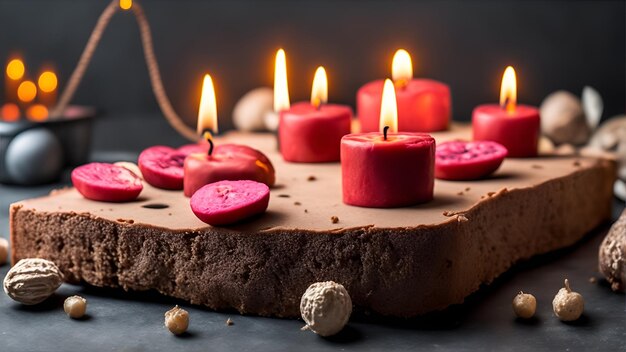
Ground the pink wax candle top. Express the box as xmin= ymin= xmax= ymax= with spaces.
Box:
xmin=279 ymin=66 xmax=353 ymax=163
xmin=138 ymin=144 xmax=208 ymax=190
xmin=342 ymin=79 xmax=435 ymax=208
xmin=472 ymin=66 xmax=540 ymax=158
xmin=435 ymin=140 xmax=508 ymax=181
xmin=72 ymin=162 xmax=143 ymax=202
xmin=357 ymin=49 xmax=451 ymax=133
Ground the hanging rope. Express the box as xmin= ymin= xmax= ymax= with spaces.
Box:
xmin=51 ymin=0 xmax=198 ymax=142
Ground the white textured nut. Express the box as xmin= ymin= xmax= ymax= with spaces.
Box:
xmin=3 ymin=258 xmax=64 ymax=305
xmin=64 ymin=295 xmax=87 ymax=319
xmin=0 ymin=238 xmax=8 ymax=265
xmin=540 ymin=90 xmax=590 ymax=145
xmin=300 ymin=281 xmax=352 ymax=337
xmin=512 ymin=292 xmax=536 ymax=319
xmin=164 ymin=305 xmax=189 ymax=335
xmin=233 ymin=87 xmax=274 ymax=131
xmin=552 ymin=279 xmax=584 ymax=321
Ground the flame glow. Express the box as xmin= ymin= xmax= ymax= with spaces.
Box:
xmin=38 ymin=71 xmax=58 ymax=93
xmin=26 ymin=104 xmax=48 ymax=121
xmin=392 ymin=49 xmax=413 ymax=85
xmin=6 ymin=59 xmax=25 ymax=81
xmin=499 ymin=66 xmax=517 ymax=113
xmin=119 ymin=0 xmax=132 ymax=10
xmin=273 ymin=49 xmax=290 ymax=112
xmin=379 ymin=79 xmax=398 ymax=133
xmin=197 ymin=74 xmax=218 ymax=135
xmin=310 ymin=66 xmax=328 ymax=108
xmin=17 ymin=81 xmax=37 ymax=103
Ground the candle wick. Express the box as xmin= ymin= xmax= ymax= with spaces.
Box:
xmin=383 ymin=126 xmax=390 ymax=141
xmin=203 ymin=130 xmax=214 ymax=156
xmin=501 ymin=97 xmax=510 ymax=110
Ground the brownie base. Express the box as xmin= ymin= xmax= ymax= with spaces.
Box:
xmin=10 ymin=158 xmax=615 ymax=318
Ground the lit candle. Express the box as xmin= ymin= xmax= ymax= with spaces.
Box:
xmin=357 ymin=49 xmax=451 ymax=133
xmin=341 ymin=79 xmax=435 ymax=208
xmin=472 ymin=66 xmax=540 ymax=157
xmin=264 ymin=49 xmax=290 ymax=132
xmin=278 ymin=66 xmax=353 ymax=163
xmin=183 ymin=74 xmax=275 ymax=197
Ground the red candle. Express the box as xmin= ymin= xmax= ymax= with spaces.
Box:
xmin=183 ymin=74 xmax=276 ymax=197
xmin=279 ymin=67 xmax=352 ymax=162
xmin=342 ymin=79 xmax=435 ymax=208
xmin=472 ymin=66 xmax=540 ymax=158
xmin=357 ymin=49 xmax=451 ymax=133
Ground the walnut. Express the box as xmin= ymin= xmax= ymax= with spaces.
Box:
xmin=300 ymin=281 xmax=352 ymax=337
xmin=599 ymin=209 xmax=626 ymax=292
xmin=3 ymin=258 xmax=64 ymax=305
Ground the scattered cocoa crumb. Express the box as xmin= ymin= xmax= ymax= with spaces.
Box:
xmin=457 ymin=191 xmax=464 ymax=196
xmin=573 ymin=160 xmax=581 ymax=167
xmin=307 ymin=175 xmax=317 ymax=181
xmin=226 ymin=318 xmax=234 ymax=326
xmin=294 ymin=201 xmax=301 ymax=206
xmin=331 ymin=216 xmax=339 ymax=224
xmin=443 ymin=211 xmax=452 ymax=217
xmin=278 ymin=194 xmax=290 ymax=198
xmin=531 ymin=164 xmax=543 ymax=169
xmin=487 ymin=191 xmax=496 ymax=197
xmin=304 ymin=209 xmax=308 ymax=213
xmin=589 ymin=277 xmax=597 ymax=284
xmin=465 ymin=187 xmax=471 ymax=192
xmin=168 ymin=213 xmax=172 ymax=216
xmin=457 ymin=215 xmax=469 ymax=222
xmin=116 ymin=219 xmax=134 ymax=224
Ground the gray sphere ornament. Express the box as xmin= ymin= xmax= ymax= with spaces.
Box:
xmin=5 ymin=128 xmax=64 ymax=185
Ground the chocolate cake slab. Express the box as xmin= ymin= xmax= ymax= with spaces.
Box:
xmin=9 ymin=127 xmax=616 ymax=317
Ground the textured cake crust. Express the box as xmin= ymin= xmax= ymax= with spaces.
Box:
xmin=10 ymin=155 xmax=615 ymax=318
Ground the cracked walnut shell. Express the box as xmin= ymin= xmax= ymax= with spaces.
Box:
xmin=3 ymin=258 xmax=64 ymax=305
xmin=300 ymin=281 xmax=352 ymax=337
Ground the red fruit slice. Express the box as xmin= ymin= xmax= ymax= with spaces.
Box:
xmin=138 ymin=144 xmax=207 ymax=190
xmin=72 ymin=162 xmax=143 ymax=202
xmin=190 ymin=180 xmax=270 ymax=226
xmin=435 ymin=141 xmax=508 ymax=180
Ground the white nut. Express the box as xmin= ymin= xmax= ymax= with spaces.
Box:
xmin=64 ymin=295 xmax=87 ymax=319
xmin=0 ymin=238 xmax=8 ymax=266
xmin=300 ymin=281 xmax=352 ymax=337
xmin=3 ymin=258 xmax=64 ymax=305
xmin=164 ymin=305 xmax=189 ymax=335
xmin=540 ymin=90 xmax=590 ymax=145
xmin=233 ymin=87 xmax=273 ymax=131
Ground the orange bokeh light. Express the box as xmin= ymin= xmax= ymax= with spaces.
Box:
xmin=38 ymin=71 xmax=58 ymax=93
xmin=6 ymin=58 xmax=25 ymax=80
xmin=119 ymin=0 xmax=132 ymax=10
xmin=17 ymin=80 xmax=37 ymax=103
xmin=1 ymin=103 xmax=20 ymax=121
xmin=26 ymin=104 xmax=49 ymax=121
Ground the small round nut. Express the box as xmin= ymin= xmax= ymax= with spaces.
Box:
xmin=3 ymin=258 xmax=64 ymax=305
xmin=64 ymin=295 xmax=87 ymax=319
xmin=0 ymin=238 xmax=8 ymax=266
xmin=552 ymin=279 xmax=584 ymax=321
xmin=512 ymin=291 xmax=536 ymax=319
xmin=164 ymin=305 xmax=189 ymax=335
xmin=300 ymin=281 xmax=352 ymax=337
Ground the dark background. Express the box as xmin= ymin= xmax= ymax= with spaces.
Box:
xmin=0 ymin=0 xmax=624 ymax=131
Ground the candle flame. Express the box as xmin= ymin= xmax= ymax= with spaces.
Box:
xmin=119 ymin=0 xmax=132 ymax=10
xmin=17 ymin=80 xmax=37 ymax=103
xmin=392 ymin=49 xmax=413 ymax=86
xmin=379 ymin=79 xmax=398 ymax=133
xmin=6 ymin=58 xmax=25 ymax=81
xmin=273 ymin=49 xmax=290 ymax=112
xmin=197 ymin=74 xmax=218 ymax=135
xmin=500 ymin=66 xmax=517 ymax=113
xmin=38 ymin=71 xmax=58 ymax=93
xmin=310 ymin=66 xmax=328 ymax=108
xmin=26 ymin=104 xmax=48 ymax=121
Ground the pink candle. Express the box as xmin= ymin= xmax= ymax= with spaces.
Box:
xmin=357 ymin=49 xmax=451 ymax=133
xmin=472 ymin=66 xmax=540 ymax=158
xmin=342 ymin=79 xmax=435 ymax=208
xmin=279 ymin=67 xmax=352 ymax=162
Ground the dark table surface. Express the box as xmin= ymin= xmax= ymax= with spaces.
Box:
xmin=1 ymin=114 xmax=625 ymax=352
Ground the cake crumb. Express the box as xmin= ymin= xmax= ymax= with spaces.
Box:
xmin=457 ymin=191 xmax=464 ymax=196
xmin=487 ymin=191 xmax=496 ymax=197
xmin=168 ymin=213 xmax=172 ymax=216
xmin=588 ymin=277 xmax=597 ymax=284
xmin=304 ymin=209 xmax=308 ymax=213
xmin=531 ymin=164 xmax=543 ymax=169
xmin=331 ymin=216 xmax=339 ymax=224
xmin=226 ymin=318 xmax=234 ymax=326
xmin=457 ymin=215 xmax=469 ymax=222
xmin=278 ymin=194 xmax=290 ymax=198
xmin=307 ymin=175 xmax=317 ymax=181
xmin=465 ymin=187 xmax=471 ymax=192
xmin=573 ymin=160 xmax=581 ymax=167
xmin=294 ymin=201 xmax=301 ymax=206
